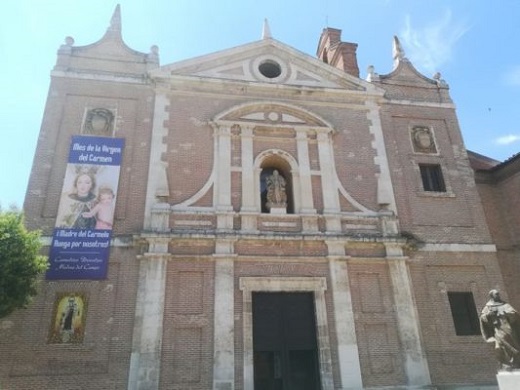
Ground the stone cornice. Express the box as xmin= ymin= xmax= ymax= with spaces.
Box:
xmin=51 ymin=70 xmax=148 ymax=84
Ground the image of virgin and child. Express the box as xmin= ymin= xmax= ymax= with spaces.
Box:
xmin=55 ymin=165 xmax=119 ymax=230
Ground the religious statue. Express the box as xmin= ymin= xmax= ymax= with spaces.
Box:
xmin=480 ymin=289 xmax=520 ymax=370
xmin=266 ymin=170 xmax=287 ymax=210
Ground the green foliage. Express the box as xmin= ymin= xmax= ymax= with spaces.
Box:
xmin=0 ymin=209 xmax=47 ymax=318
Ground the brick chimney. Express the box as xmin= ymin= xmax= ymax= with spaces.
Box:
xmin=316 ymin=28 xmax=359 ymax=78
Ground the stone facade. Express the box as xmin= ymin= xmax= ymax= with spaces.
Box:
xmin=1 ymin=6 xmax=517 ymax=390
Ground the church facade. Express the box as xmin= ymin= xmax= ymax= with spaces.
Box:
xmin=1 ymin=6 xmax=518 ymax=390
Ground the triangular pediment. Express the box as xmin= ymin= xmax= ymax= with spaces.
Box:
xmin=152 ymin=39 xmax=377 ymax=92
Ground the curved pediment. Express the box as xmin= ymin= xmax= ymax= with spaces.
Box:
xmin=379 ymin=59 xmax=445 ymax=88
xmin=216 ymin=102 xmax=332 ymax=128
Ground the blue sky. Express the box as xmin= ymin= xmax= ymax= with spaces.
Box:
xmin=1 ymin=0 xmax=519 ymax=207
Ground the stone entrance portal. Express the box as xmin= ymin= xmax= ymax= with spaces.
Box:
xmin=252 ymin=292 xmax=321 ymax=390
xmin=239 ymin=277 xmax=334 ymax=390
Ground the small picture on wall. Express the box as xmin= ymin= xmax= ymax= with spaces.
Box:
xmin=48 ymin=293 xmax=88 ymax=344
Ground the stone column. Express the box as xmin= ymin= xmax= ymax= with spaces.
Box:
xmin=128 ymin=237 xmax=170 ymax=390
xmin=385 ymin=243 xmax=431 ymax=387
xmin=213 ymin=239 xmax=236 ymax=390
xmin=316 ymin=130 xmax=341 ymax=232
xmin=215 ymin=125 xmax=233 ymax=229
xmin=326 ymin=241 xmax=363 ymax=390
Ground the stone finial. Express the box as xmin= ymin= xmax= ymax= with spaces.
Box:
xmin=433 ymin=72 xmax=448 ymax=87
xmin=366 ymin=65 xmax=380 ymax=82
xmin=108 ymin=4 xmax=122 ymax=33
xmin=262 ymin=18 xmax=272 ymax=39
xmin=57 ymin=36 xmax=74 ymax=55
xmin=392 ymin=35 xmax=406 ymax=69
xmin=148 ymin=45 xmax=159 ymax=63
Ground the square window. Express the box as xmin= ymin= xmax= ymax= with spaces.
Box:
xmin=419 ymin=164 xmax=446 ymax=192
xmin=447 ymin=292 xmax=480 ymax=336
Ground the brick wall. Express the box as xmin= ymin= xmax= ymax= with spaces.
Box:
xmin=474 ymin=157 xmax=520 ymax=308
xmin=0 ymin=246 xmax=140 ymax=389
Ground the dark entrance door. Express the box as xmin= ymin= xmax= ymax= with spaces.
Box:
xmin=252 ymin=292 xmax=321 ymax=390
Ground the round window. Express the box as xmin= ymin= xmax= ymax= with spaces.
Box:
xmin=258 ymin=60 xmax=282 ymax=79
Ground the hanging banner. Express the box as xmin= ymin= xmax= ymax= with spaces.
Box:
xmin=46 ymin=136 xmax=125 ymax=280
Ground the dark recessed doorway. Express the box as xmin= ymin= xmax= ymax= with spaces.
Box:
xmin=252 ymin=292 xmax=321 ymax=390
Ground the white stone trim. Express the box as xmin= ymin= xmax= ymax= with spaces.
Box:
xmin=213 ymin=258 xmax=235 ymax=390
xmin=241 ymin=126 xmax=256 ymax=212
xmin=384 ymin=99 xmax=456 ymax=109
xmin=296 ymin=129 xmax=316 ymax=214
xmin=215 ymin=125 xmax=233 ymax=212
xmin=170 ymin=171 xmax=215 ymax=209
xmin=366 ymin=100 xmax=398 ymax=212
xmin=51 ymin=70 xmax=147 ymax=84
xmin=418 ymin=243 xmax=497 ymax=252
xmin=239 ymin=277 xmax=334 ymax=390
xmin=328 ymin=257 xmax=364 ymax=389
xmin=128 ymin=253 xmax=169 ymax=390
xmin=316 ymin=131 xmax=342 ymax=233
xmin=167 ymin=89 xmax=373 ymax=108
xmin=214 ymin=100 xmax=335 ymax=129
xmin=253 ymin=148 xmax=301 ymax=213
xmin=386 ymin=245 xmax=432 ymax=387
xmin=335 ymin=180 xmax=373 ymax=214
xmin=144 ymin=93 xmax=170 ymax=229
xmin=251 ymin=55 xmax=289 ymax=83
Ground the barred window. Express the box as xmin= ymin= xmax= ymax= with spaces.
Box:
xmin=447 ymin=292 xmax=480 ymax=336
xmin=419 ymin=164 xmax=446 ymax=192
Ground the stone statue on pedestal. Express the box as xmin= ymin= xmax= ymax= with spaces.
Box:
xmin=480 ymin=290 xmax=520 ymax=370
xmin=266 ymin=170 xmax=287 ymax=211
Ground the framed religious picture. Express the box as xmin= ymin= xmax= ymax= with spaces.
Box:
xmin=48 ymin=293 xmax=88 ymax=344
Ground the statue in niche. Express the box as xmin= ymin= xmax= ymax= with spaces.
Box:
xmin=480 ymin=289 xmax=520 ymax=370
xmin=83 ymin=108 xmax=114 ymax=136
xmin=266 ymin=169 xmax=287 ymax=211
xmin=412 ymin=126 xmax=437 ymax=154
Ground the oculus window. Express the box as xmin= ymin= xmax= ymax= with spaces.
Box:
xmin=258 ymin=60 xmax=282 ymax=79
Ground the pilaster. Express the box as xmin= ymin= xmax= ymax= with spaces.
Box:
xmin=144 ymin=93 xmax=170 ymax=229
xmin=385 ymin=243 xmax=431 ymax=387
xmin=213 ymin=239 xmax=236 ymax=390
xmin=128 ymin=237 xmax=170 ymax=390
xmin=326 ymin=241 xmax=363 ymax=390
xmin=296 ymin=129 xmax=318 ymax=232
xmin=317 ymin=130 xmax=341 ymax=232
xmin=215 ymin=125 xmax=233 ymax=229
xmin=241 ymin=126 xmax=255 ymax=212
xmin=240 ymin=126 xmax=258 ymax=232
xmin=366 ymin=100 xmax=397 ymax=213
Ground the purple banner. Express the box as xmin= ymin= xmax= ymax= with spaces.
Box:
xmin=47 ymin=136 xmax=124 ymax=280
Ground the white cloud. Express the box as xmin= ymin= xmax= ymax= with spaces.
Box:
xmin=503 ymin=66 xmax=520 ymax=86
xmin=495 ymin=135 xmax=520 ymax=145
xmin=400 ymin=9 xmax=470 ymax=73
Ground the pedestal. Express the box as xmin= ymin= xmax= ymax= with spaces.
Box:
xmin=269 ymin=206 xmax=287 ymax=215
xmin=497 ymin=370 xmax=520 ymax=390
